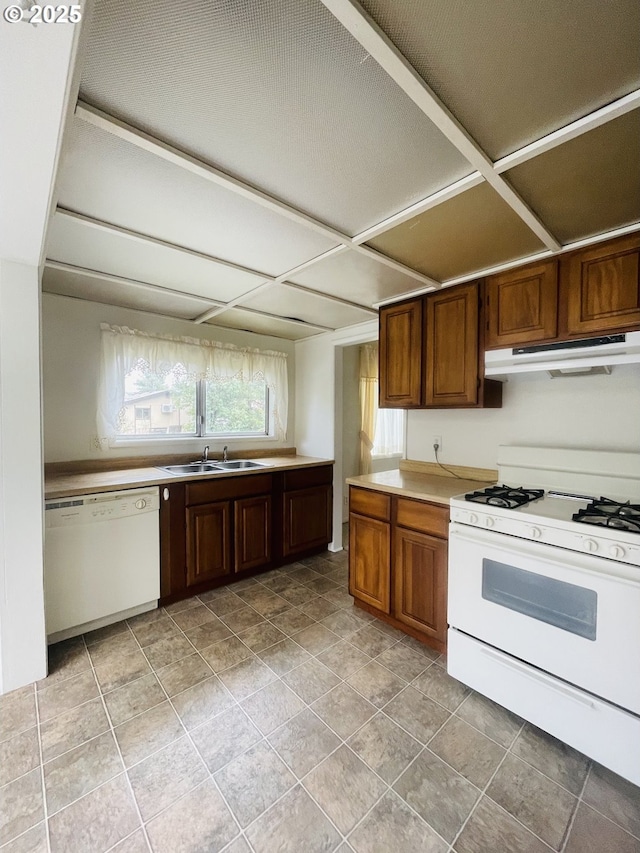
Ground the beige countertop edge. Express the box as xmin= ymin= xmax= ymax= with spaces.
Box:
xmin=45 ymin=455 xmax=334 ymax=500
xmin=345 ymin=471 xmax=497 ymax=506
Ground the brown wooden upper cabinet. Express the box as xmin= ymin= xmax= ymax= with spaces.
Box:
xmin=485 ymin=260 xmax=559 ymax=349
xmin=379 ymin=283 xmax=501 ymax=409
xmin=379 ymin=298 xmax=422 ymax=407
xmin=485 ymin=233 xmax=640 ymax=349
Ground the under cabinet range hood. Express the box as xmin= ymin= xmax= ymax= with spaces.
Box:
xmin=485 ymin=331 xmax=640 ymax=378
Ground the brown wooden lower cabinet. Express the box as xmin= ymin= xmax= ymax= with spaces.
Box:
xmin=160 ymin=464 xmax=333 ymax=605
xmin=348 ymin=485 xmax=448 ymax=653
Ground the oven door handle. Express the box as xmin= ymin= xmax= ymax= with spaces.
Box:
xmin=479 ymin=646 xmax=596 ymax=709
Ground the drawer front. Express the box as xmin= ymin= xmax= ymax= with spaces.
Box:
xmin=395 ymin=497 xmax=448 ymax=537
xmin=349 ymin=487 xmax=391 ymax=522
xmin=186 ymin=473 xmax=272 ymax=506
xmin=283 ymin=465 xmax=333 ymax=491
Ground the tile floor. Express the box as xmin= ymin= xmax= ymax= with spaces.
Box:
xmin=2 ymin=550 xmax=640 ymax=853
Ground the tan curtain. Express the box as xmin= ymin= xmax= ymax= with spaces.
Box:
xmin=359 ymin=343 xmax=378 ymax=474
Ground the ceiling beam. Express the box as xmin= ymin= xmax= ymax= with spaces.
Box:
xmin=494 ymin=89 xmax=640 ymax=174
xmin=207 ymin=304 xmax=335 ymax=334
xmin=319 ymin=0 xmax=561 ymax=252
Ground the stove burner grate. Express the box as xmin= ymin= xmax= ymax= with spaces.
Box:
xmin=465 ymin=485 xmax=545 ymax=509
xmin=573 ymin=498 xmax=640 ymax=534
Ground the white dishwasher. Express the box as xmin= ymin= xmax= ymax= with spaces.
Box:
xmin=44 ymin=487 xmax=160 ymax=641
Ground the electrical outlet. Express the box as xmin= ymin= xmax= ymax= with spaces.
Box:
xmin=433 ymin=435 xmax=442 ymax=455
xmin=343 ymin=495 xmax=348 ymax=508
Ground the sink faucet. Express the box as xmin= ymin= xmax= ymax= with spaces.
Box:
xmin=222 ymin=445 xmax=228 ymax=462
xmin=201 ymin=445 xmax=209 ymax=463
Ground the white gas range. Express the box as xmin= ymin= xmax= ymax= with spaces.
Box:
xmin=447 ymin=446 xmax=640 ymax=785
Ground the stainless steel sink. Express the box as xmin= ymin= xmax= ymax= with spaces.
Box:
xmin=158 ymin=463 xmax=225 ymax=475
xmin=215 ymin=460 xmax=267 ymax=470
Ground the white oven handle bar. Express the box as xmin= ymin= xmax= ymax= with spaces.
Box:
xmin=478 ymin=645 xmax=595 ymax=708
xmin=449 ymin=523 xmax=640 ymax=586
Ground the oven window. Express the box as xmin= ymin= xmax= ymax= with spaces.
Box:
xmin=482 ymin=560 xmax=597 ymax=640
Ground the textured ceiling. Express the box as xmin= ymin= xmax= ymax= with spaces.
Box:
xmin=44 ymin=0 xmax=640 ymax=339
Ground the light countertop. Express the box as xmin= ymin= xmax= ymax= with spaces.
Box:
xmin=346 ymin=468 xmax=495 ymax=506
xmin=45 ymin=455 xmax=334 ymax=500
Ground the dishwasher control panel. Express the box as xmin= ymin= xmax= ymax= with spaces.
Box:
xmin=45 ymin=487 xmax=160 ymax=526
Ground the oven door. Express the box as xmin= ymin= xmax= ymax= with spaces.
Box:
xmin=448 ymin=522 xmax=640 ymax=715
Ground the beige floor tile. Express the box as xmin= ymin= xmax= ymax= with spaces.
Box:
xmin=319 ymin=610 xmax=365 ymax=639
xmin=304 ymin=745 xmax=386 ymax=834
xmin=288 ymin=567 xmax=322 ymax=584
xmin=487 ymin=754 xmax=577 ymax=849
xmin=394 ymin=749 xmax=479 ymax=843
xmin=247 ymin=594 xmax=291 ymax=619
xmin=127 ymin=608 xmax=167 ymax=628
xmin=130 ymin=617 xmax=181 ymax=649
xmin=305 ymin=577 xmax=340 ymax=596
xmin=347 ymin=713 xmax=422 ymax=784
xmin=374 ymin=644 xmax=430 ymax=682
xmin=277 ymin=585 xmax=320 ymax=607
xmin=257 ymin=638 xmax=311 ymax=676
xmin=245 ymin=784 xmax=341 ymax=853
xmin=220 ymin=607 xmax=265 ymax=633
xmin=0 ymin=689 xmax=36 ymax=743
xmin=145 ymin=778 xmax=238 ymax=853
xmin=37 ymin=670 xmax=99 ymax=723
xmin=456 ymin=692 xmax=523 ymax=748
xmin=282 ymin=659 xmax=340 ymax=704
xmin=291 ymin=624 xmax=340 ymax=656
xmin=269 ymin=708 xmax=340 ymax=778
xmin=199 ymin=637 xmax=252 ymax=674
xmin=269 ymin=608 xmax=316 ymax=635
xmin=321 ymin=588 xmax=355 ymax=609
xmin=183 ymin=619 xmax=233 ymax=651
xmin=349 ymin=790 xmax=447 ymax=853
xmin=429 ymin=716 xmax=505 ymax=789
xmin=143 ymin=635 xmax=194 ymax=671
xmin=512 ymin=723 xmax=590 ymax=795
xmin=164 ymin=596 xmax=201 ymax=615
xmin=0 ymin=768 xmax=44 ymax=846
xmin=582 ymin=762 xmax=640 ymax=838
xmin=214 ymin=741 xmax=296 ymax=828
xmin=383 ymin=686 xmax=450 ymax=744
xmin=110 ymin=829 xmax=151 ymax=852
xmin=155 ymin=653 xmax=213 ymax=697
xmin=346 ymin=660 xmax=406 ymax=708
xmin=114 ymin=702 xmax=184 ymax=768
xmin=88 ymin=632 xmax=140 ymax=665
xmin=236 ymin=622 xmax=286 ymax=653
xmin=103 ymin=674 xmax=166 ymax=727
xmin=454 ymin=795 xmax=551 ymax=853
xmin=316 ymin=640 xmax=370 ymax=679
xmin=399 ymin=635 xmax=440 ymax=660
xmin=40 ymin=697 xmax=109 ymax=763
xmin=172 ymin=676 xmax=235 ymax=730
xmin=42 ymin=638 xmax=92 ymax=686
xmin=218 ymin=657 xmax=277 ymax=701
xmin=0 ymin=821 xmax=48 ymax=852
xmin=0 ymin=727 xmax=40 ymax=787
xmin=200 ymin=591 xmax=245 ymax=617
xmin=127 ymin=736 xmax=207 ymax=822
xmin=94 ymin=649 xmax=152 ymax=694
xmin=411 ymin=665 xmax=471 ymax=712
xmin=43 ymin=730 xmax=123 ymax=815
xmin=299 ymin=598 xmax=340 ymax=621
xmin=169 ymin=603 xmax=216 ymax=631
xmin=241 ymin=681 xmax=305 ymax=735
xmin=311 ymin=684 xmax=376 ymax=739
xmin=348 ymin=625 xmax=396 ymax=658
xmin=190 ymin=706 xmax=261 ymax=773
xmin=565 ymin=802 xmax=640 ymax=853
xmin=48 ymin=775 xmax=140 ymax=853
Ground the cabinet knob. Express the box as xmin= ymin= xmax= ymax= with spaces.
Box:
xmin=162 ymin=488 xmax=170 ymax=501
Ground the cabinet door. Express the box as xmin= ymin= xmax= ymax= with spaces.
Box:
xmin=424 ymin=283 xmax=479 ymax=407
xmin=349 ymin=512 xmax=390 ymax=613
xmin=394 ymin=527 xmax=447 ymax=643
xmin=561 ymin=234 xmax=640 ymax=336
xmin=235 ymin=495 xmax=271 ymax=573
xmin=186 ymin=501 xmax=232 ymax=587
xmin=379 ymin=299 xmax=423 ymax=407
xmin=282 ymin=485 xmax=332 ymax=557
xmin=486 ymin=261 xmax=558 ymax=348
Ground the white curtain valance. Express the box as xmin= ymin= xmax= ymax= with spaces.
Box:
xmin=97 ymin=324 xmax=288 ymax=444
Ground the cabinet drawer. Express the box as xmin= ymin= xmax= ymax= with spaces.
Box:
xmin=283 ymin=465 xmax=332 ymax=491
xmin=186 ymin=473 xmax=272 ymax=506
xmin=350 ymin=487 xmax=391 ymax=522
xmin=395 ymin=497 xmax=448 ymax=537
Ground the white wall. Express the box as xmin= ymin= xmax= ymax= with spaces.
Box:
xmin=0 ymin=263 xmax=47 ymax=692
xmin=407 ymin=366 xmax=640 ymax=468
xmin=42 ymin=294 xmax=297 ymax=462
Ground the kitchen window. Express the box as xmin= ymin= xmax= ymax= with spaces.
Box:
xmin=97 ymin=324 xmax=287 ymax=446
